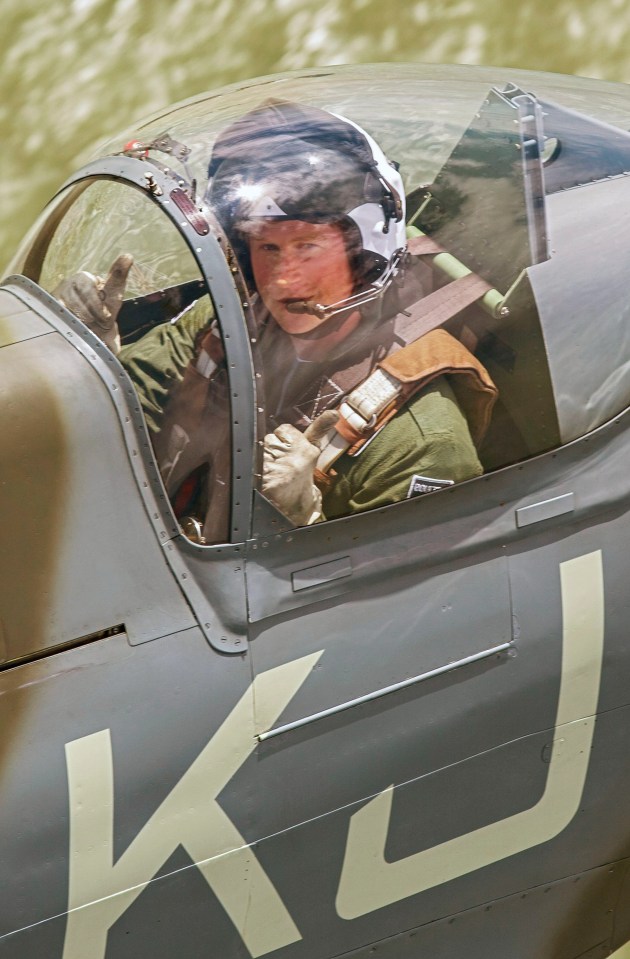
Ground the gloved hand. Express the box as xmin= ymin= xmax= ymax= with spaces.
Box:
xmin=54 ymin=253 xmax=133 ymax=355
xmin=262 ymin=409 xmax=339 ymax=525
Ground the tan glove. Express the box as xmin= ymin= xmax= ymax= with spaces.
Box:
xmin=262 ymin=410 xmax=339 ymax=526
xmin=54 ymin=253 xmax=133 ymax=355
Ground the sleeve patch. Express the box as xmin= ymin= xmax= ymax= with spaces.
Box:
xmin=406 ymin=474 xmax=454 ymax=498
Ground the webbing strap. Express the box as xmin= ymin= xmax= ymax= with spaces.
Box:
xmin=314 ymin=251 xmax=496 ymax=476
xmin=406 ymin=234 xmax=446 ymax=256
xmin=395 ymin=272 xmax=493 ymax=346
xmin=316 ymin=327 xmax=498 ymax=475
xmin=294 ymin=268 xmax=492 ymax=419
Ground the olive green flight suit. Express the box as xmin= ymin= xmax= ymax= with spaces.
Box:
xmin=119 ymin=297 xmax=484 ymax=528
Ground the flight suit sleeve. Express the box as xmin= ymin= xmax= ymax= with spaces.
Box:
xmin=119 ymin=296 xmax=214 ymax=434
xmin=322 ymin=375 xmax=483 ymax=519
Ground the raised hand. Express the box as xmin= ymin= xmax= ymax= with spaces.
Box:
xmin=262 ymin=409 xmax=338 ymax=525
xmin=54 ymin=253 xmax=133 ymax=354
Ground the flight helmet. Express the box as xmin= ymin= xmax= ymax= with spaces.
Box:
xmin=205 ymin=99 xmax=407 ymax=318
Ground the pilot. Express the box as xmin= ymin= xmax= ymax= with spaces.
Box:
xmin=56 ymin=100 xmax=497 ymax=540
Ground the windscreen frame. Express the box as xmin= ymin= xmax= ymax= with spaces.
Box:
xmin=20 ymin=154 xmax=257 ymax=547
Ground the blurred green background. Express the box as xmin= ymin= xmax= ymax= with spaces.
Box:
xmin=2 ymin=0 xmax=630 ymax=270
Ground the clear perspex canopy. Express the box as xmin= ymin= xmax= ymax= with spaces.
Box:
xmin=10 ymin=63 xmax=630 ymax=543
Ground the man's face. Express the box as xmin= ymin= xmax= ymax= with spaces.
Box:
xmin=249 ymin=220 xmax=354 ymax=335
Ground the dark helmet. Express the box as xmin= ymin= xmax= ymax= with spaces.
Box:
xmin=205 ymin=100 xmax=406 ymax=314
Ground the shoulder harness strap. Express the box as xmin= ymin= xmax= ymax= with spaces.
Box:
xmin=314 ymin=235 xmax=500 ymax=476
xmin=316 ymin=328 xmax=498 ymax=476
